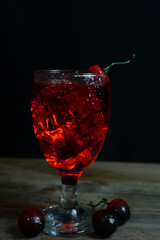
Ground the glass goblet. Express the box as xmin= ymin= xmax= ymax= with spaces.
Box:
xmin=31 ymin=70 xmax=111 ymax=237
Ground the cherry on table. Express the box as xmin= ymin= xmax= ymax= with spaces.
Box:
xmin=92 ymin=209 xmax=118 ymax=237
xmin=18 ymin=208 xmax=45 ymax=238
xmin=107 ymin=198 xmax=131 ymax=225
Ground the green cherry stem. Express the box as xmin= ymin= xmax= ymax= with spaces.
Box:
xmin=103 ymin=53 xmax=136 ymax=73
xmin=88 ymin=198 xmax=110 ymax=209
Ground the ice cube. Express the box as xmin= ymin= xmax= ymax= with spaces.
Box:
xmin=45 ymin=154 xmax=79 ymax=171
xmin=55 ymin=142 xmax=78 ymax=160
xmin=63 ymin=87 xmax=102 ymax=121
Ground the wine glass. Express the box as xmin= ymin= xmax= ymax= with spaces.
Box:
xmin=31 ymin=70 xmax=111 ymax=237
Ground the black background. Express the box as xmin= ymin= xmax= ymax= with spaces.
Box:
xmin=1 ymin=0 xmax=160 ymax=162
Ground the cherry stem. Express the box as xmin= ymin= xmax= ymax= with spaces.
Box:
xmin=16 ymin=210 xmax=21 ymax=216
xmin=88 ymin=198 xmax=109 ymax=209
xmin=103 ymin=53 xmax=136 ymax=73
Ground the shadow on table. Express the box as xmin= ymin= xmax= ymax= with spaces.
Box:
xmin=89 ymin=231 xmax=105 ymax=239
xmin=8 ymin=225 xmax=25 ymax=239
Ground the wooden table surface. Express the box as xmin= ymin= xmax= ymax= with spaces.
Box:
xmin=0 ymin=157 xmax=160 ymax=240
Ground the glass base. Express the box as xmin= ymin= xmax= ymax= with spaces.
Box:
xmin=43 ymin=205 xmax=94 ymax=237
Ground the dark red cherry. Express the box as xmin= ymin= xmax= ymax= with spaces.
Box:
xmin=87 ymin=64 xmax=104 ymax=74
xmin=107 ymin=198 xmax=131 ymax=225
xmin=87 ymin=54 xmax=136 ymax=74
xmin=18 ymin=208 xmax=45 ymax=237
xmin=92 ymin=209 xmax=118 ymax=237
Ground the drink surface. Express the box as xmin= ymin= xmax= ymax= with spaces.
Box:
xmin=31 ymin=80 xmax=110 ymax=178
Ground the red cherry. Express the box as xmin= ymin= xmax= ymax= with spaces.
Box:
xmin=18 ymin=208 xmax=45 ymax=237
xmin=87 ymin=54 xmax=136 ymax=74
xmin=92 ymin=209 xmax=118 ymax=237
xmin=87 ymin=65 xmax=104 ymax=74
xmin=107 ymin=198 xmax=131 ymax=225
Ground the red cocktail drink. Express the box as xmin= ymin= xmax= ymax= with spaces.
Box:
xmin=31 ymin=76 xmax=110 ymax=179
xmin=31 ymin=70 xmax=110 ymax=237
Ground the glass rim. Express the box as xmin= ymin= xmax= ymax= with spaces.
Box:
xmin=33 ymin=69 xmax=108 ymax=77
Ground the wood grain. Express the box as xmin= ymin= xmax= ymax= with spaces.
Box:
xmin=0 ymin=157 xmax=160 ymax=240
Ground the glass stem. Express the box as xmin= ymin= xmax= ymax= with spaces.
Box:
xmin=60 ymin=184 xmax=79 ymax=209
